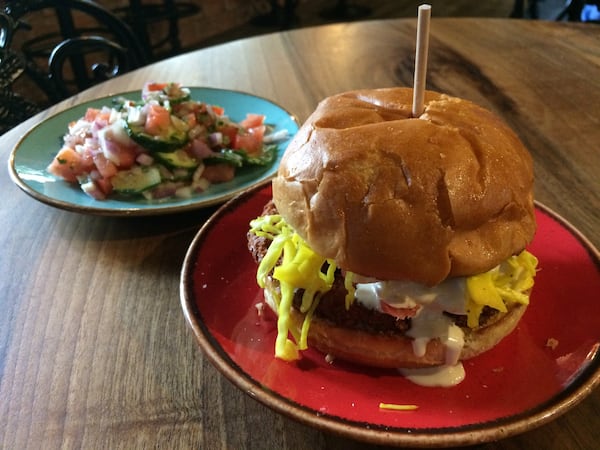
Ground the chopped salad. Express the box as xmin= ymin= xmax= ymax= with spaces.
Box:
xmin=47 ymin=82 xmax=288 ymax=200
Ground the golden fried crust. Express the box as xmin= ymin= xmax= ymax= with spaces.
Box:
xmin=273 ymin=88 xmax=536 ymax=285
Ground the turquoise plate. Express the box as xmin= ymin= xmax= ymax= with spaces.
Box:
xmin=8 ymin=87 xmax=299 ymax=216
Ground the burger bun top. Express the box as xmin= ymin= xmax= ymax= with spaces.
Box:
xmin=272 ymin=88 xmax=536 ymax=285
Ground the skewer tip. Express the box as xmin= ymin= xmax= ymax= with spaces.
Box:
xmin=412 ymin=4 xmax=432 ymax=118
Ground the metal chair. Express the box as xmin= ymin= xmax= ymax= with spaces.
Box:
xmin=112 ymin=0 xmax=201 ymax=61
xmin=1 ymin=9 xmax=41 ymax=134
xmin=1 ymin=0 xmax=148 ymax=107
xmin=0 ymin=43 xmax=41 ymax=135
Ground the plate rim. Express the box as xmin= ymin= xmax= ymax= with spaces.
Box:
xmin=180 ymin=180 xmax=600 ymax=447
xmin=7 ymin=87 xmax=299 ymax=217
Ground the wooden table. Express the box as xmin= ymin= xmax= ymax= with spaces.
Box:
xmin=1 ymin=18 xmax=599 ymax=449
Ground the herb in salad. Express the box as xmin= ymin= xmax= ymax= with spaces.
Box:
xmin=47 ymin=82 xmax=288 ymax=201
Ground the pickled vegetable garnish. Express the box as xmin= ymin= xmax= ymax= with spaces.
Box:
xmin=466 ymin=250 xmax=538 ymax=328
xmin=379 ymin=403 xmax=419 ymax=411
xmin=250 ymin=215 xmax=338 ymax=360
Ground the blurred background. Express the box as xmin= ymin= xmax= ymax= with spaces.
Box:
xmin=175 ymin=0 xmax=573 ymax=50
xmin=89 ymin=0 xmax=589 ymax=56
xmin=2 ymin=0 xmax=598 ymax=133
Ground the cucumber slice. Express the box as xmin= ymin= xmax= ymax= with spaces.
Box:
xmin=125 ymin=122 xmax=188 ymax=152
xmin=111 ymin=166 xmax=161 ymax=193
xmin=167 ymin=91 xmax=191 ymax=104
xmin=155 ymin=149 xmax=199 ymax=169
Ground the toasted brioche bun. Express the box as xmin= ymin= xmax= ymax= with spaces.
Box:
xmin=272 ymin=88 xmax=536 ymax=285
xmin=292 ymin=302 xmax=527 ymax=369
xmin=263 ymin=277 xmax=527 ymax=369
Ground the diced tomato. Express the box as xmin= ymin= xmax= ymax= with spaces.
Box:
xmin=233 ymin=129 xmax=263 ymax=155
xmin=240 ymin=113 xmax=265 ymax=129
xmin=93 ymin=153 xmax=118 ymax=178
xmin=47 ymin=147 xmax=94 ymax=182
xmin=202 ymin=164 xmax=235 ymax=183
xmin=380 ymin=302 xmax=420 ymax=319
xmin=211 ymin=105 xmax=225 ymax=116
xmin=99 ymin=128 xmax=138 ymax=169
xmin=105 ymin=143 xmax=137 ymax=169
xmin=250 ymin=124 xmax=265 ymax=141
xmin=118 ymin=146 xmax=138 ymax=168
xmin=95 ymin=177 xmax=113 ymax=196
xmin=219 ymin=125 xmax=239 ymax=146
xmin=89 ymin=171 xmax=113 ymax=197
xmin=144 ymin=82 xmax=168 ymax=92
xmin=144 ymin=104 xmax=171 ymax=135
xmin=84 ymin=108 xmax=102 ymax=122
xmin=122 ymin=146 xmax=138 ymax=168
xmin=84 ymin=107 xmax=111 ymax=125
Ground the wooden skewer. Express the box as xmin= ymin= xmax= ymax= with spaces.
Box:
xmin=412 ymin=4 xmax=432 ymax=117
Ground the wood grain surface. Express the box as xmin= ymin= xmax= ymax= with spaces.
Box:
xmin=1 ymin=18 xmax=599 ymax=449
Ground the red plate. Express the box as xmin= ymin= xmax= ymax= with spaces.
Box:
xmin=180 ymin=181 xmax=600 ymax=447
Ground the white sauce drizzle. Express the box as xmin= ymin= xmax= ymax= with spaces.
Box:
xmin=354 ymin=277 xmax=469 ymax=382
xmin=355 ymin=278 xmax=467 ymax=314
xmin=399 ymin=363 xmax=466 ymax=387
xmin=445 ymin=323 xmax=465 ymax=366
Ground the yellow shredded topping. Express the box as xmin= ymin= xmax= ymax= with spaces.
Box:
xmin=344 ymin=270 xmax=356 ymax=310
xmin=465 ymin=250 xmax=538 ymax=328
xmin=250 ymin=214 xmax=351 ymax=361
xmin=379 ymin=403 xmax=419 ymax=411
xmin=250 ymin=214 xmax=538 ymax=361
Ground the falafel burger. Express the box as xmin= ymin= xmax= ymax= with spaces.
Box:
xmin=247 ymin=87 xmax=538 ymax=385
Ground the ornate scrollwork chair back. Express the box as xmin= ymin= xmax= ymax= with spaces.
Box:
xmin=1 ymin=0 xmax=148 ymax=111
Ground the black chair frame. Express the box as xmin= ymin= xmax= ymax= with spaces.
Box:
xmin=2 ymin=0 xmax=148 ymax=104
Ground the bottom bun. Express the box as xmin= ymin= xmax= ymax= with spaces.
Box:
xmin=291 ymin=304 xmax=526 ymax=369
xmin=262 ymin=278 xmax=527 ymax=369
